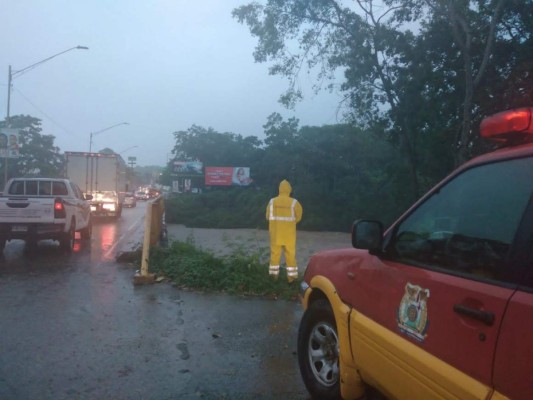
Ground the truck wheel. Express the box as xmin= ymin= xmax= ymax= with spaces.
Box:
xmin=298 ymin=299 xmax=341 ymax=400
xmin=80 ymin=219 xmax=92 ymax=240
xmin=60 ymin=224 xmax=75 ymax=252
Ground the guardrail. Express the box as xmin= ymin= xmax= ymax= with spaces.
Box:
xmin=133 ymin=196 xmax=166 ymax=284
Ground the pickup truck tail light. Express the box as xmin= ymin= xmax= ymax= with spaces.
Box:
xmin=480 ymin=108 xmax=533 ymax=143
xmin=54 ymin=198 xmax=66 ymax=218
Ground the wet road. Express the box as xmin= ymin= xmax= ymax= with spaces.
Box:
xmin=0 ymin=202 xmax=309 ymax=400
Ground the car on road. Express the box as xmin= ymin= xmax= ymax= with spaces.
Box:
xmin=135 ymin=190 xmax=149 ymax=201
xmin=297 ymin=108 xmax=533 ymax=400
xmin=90 ymin=190 xmax=122 ymax=219
xmin=0 ymin=177 xmax=92 ymax=252
xmin=123 ymin=192 xmax=137 ymax=208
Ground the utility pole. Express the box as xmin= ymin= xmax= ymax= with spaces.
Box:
xmin=4 ymin=46 xmax=89 ymax=187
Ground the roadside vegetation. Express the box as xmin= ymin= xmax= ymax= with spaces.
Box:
xmin=159 ymin=1 xmax=530 ymax=233
xmin=163 ymin=124 xmax=411 ymax=232
xmin=148 ymin=238 xmax=300 ymax=301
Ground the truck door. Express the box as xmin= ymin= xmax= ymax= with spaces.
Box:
xmin=492 ymin=200 xmax=533 ymax=400
xmin=68 ymin=182 xmax=90 ymax=226
xmin=347 ymin=156 xmax=533 ymax=399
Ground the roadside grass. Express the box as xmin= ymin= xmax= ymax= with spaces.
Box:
xmin=148 ymin=238 xmax=301 ymax=301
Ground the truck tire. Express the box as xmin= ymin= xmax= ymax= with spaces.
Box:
xmin=60 ymin=223 xmax=75 ymax=252
xmin=298 ymin=299 xmax=341 ymax=400
xmin=80 ymin=219 xmax=92 ymax=240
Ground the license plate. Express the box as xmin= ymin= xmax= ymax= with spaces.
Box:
xmin=12 ymin=225 xmax=27 ymax=232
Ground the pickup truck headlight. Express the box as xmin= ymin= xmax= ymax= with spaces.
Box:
xmin=102 ymin=203 xmax=116 ymax=211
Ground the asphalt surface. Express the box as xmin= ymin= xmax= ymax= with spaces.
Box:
xmin=0 ymin=202 xmax=319 ymax=400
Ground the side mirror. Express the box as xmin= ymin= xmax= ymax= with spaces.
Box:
xmin=352 ymin=220 xmax=384 ymax=255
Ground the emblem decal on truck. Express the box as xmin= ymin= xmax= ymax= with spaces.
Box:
xmin=397 ymin=282 xmax=430 ymax=343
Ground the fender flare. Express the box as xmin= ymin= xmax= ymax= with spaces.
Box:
xmin=303 ymin=275 xmax=365 ymax=400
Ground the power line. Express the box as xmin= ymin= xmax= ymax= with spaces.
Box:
xmin=12 ymin=87 xmax=81 ymax=138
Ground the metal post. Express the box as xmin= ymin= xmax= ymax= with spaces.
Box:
xmin=6 ymin=65 xmax=12 ymax=120
xmin=4 ymin=66 xmax=12 ymax=188
xmin=4 ymin=46 xmax=89 ymax=189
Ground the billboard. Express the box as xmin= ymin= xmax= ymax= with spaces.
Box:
xmin=205 ymin=167 xmax=252 ymax=186
xmin=173 ymin=161 xmax=203 ymax=175
xmin=0 ymin=128 xmax=20 ymax=158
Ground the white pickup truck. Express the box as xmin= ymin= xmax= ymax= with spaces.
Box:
xmin=0 ymin=178 xmax=92 ymax=252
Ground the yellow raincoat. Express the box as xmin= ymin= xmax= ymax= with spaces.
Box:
xmin=266 ymin=180 xmax=303 ymax=282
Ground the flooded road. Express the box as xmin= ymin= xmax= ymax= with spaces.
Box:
xmin=0 ymin=202 xmax=309 ymax=400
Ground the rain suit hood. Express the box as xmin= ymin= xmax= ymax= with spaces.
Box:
xmin=279 ymin=180 xmax=292 ymax=196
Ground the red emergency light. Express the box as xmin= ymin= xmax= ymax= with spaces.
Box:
xmin=480 ymin=108 xmax=533 ymax=143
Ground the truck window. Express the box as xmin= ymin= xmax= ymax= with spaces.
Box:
xmin=8 ymin=181 xmax=25 ymax=195
xmin=386 ymin=156 xmax=533 ymax=283
xmin=38 ymin=181 xmax=52 ymax=195
xmin=26 ymin=181 xmax=38 ymax=195
xmin=52 ymin=182 xmax=68 ymax=196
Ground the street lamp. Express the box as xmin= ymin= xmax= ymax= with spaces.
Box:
xmin=3 ymin=45 xmax=89 ymax=188
xmin=118 ymin=145 xmax=138 ymax=155
xmin=118 ymin=146 xmax=138 ymax=193
xmin=6 ymin=45 xmax=89 ymax=122
xmin=89 ymin=122 xmax=129 ymax=153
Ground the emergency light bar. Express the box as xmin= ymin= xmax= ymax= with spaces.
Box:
xmin=480 ymin=108 xmax=533 ymax=142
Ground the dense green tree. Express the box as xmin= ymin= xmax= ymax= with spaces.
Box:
xmin=171 ymin=125 xmax=263 ymax=167
xmin=233 ymin=0 xmax=532 ymax=198
xmin=233 ymin=0 xmax=427 ymax=198
xmin=165 ymin=125 xmax=264 ymax=188
xmin=0 ymin=115 xmax=63 ymax=181
xmin=401 ymin=0 xmax=532 ymax=163
xmin=254 ymin=112 xmax=299 ymax=185
xmin=165 ymin=116 xmax=409 ymax=230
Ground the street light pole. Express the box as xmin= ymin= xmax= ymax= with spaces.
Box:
xmin=3 ymin=45 xmax=89 ymax=188
xmin=6 ymin=45 xmax=89 ymax=124
xmin=89 ymin=122 xmax=129 ymax=153
xmin=117 ymin=146 xmax=138 ymax=193
xmin=6 ymin=65 xmax=12 ymax=120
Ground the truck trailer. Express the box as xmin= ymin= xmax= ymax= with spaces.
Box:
xmin=64 ymin=152 xmax=127 ymax=219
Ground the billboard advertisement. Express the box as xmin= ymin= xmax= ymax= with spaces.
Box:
xmin=0 ymin=128 xmax=20 ymax=158
xmin=173 ymin=161 xmax=203 ymax=175
xmin=205 ymin=167 xmax=252 ymax=186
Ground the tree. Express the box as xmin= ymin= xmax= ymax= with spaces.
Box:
xmin=171 ymin=125 xmax=263 ymax=167
xmin=233 ymin=0 xmax=532 ymax=197
xmin=0 ymin=115 xmax=63 ymax=179
xmin=233 ymin=0 xmax=437 ymax=198
xmin=166 ymin=114 xmax=409 ymax=230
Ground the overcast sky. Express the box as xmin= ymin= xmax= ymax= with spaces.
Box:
xmin=0 ymin=0 xmax=344 ymax=166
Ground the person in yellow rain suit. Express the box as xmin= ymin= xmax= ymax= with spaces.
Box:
xmin=266 ymin=180 xmax=303 ymax=282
